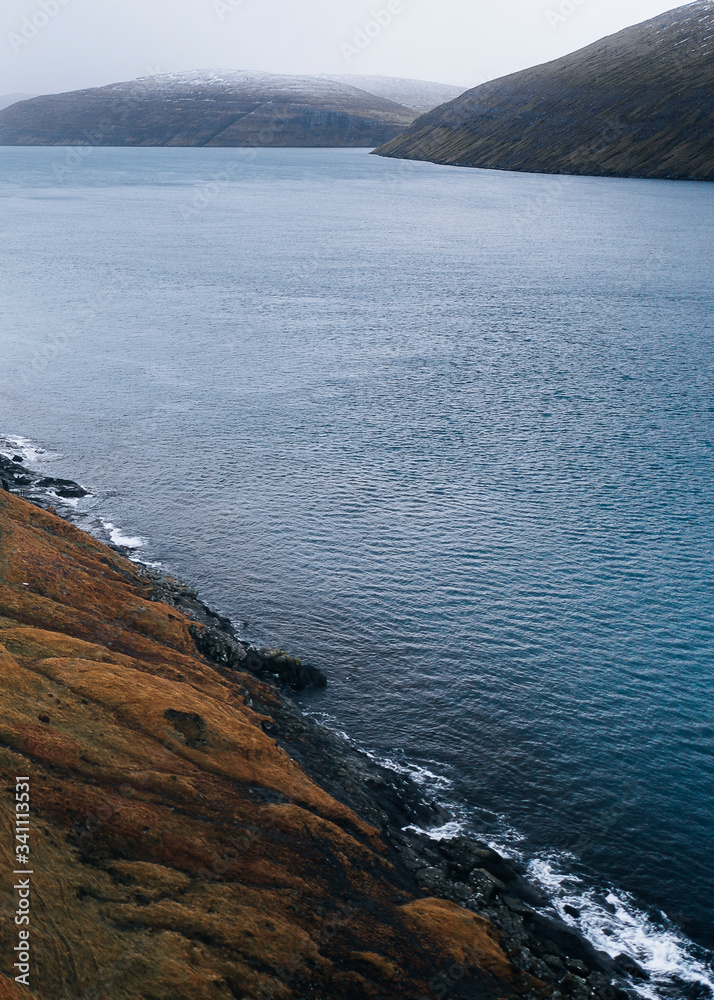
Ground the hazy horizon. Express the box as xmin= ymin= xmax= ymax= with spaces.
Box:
xmin=1 ymin=0 xmax=695 ymax=97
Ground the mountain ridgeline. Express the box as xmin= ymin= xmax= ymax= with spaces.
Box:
xmin=375 ymin=1 xmax=714 ymax=181
xmin=0 ymin=72 xmax=460 ymax=148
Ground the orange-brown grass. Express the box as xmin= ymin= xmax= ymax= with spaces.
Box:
xmin=0 ymin=491 xmax=529 ymax=999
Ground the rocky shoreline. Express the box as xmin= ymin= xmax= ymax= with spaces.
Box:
xmin=141 ymin=568 xmax=644 ymax=1000
xmin=0 ymin=450 xmax=645 ymax=1000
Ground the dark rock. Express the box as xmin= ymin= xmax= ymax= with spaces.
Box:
xmin=416 ymin=866 xmax=450 ymax=893
xmin=469 ymin=868 xmax=505 ymax=902
xmin=439 ymin=837 xmax=547 ymax=909
xmin=613 ymin=953 xmax=649 ymax=981
xmin=242 ymin=646 xmax=327 ymax=691
xmin=566 ymin=958 xmax=589 ymax=977
xmin=564 ymin=904 xmax=582 ymax=919
xmin=37 ymin=477 xmax=88 ymax=499
xmin=504 ymin=895 xmax=535 ymax=917
xmin=527 ymin=913 xmax=612 ymax=974
xmin=587 ymin=971 xmax=631 ymax=1000
xmin=560 ymin=973 xmax=590 ymax=999
xmin=139 ymin=567 xmax=235 ymax=635
xmin=450 ymin=881 xmax=474 ymax=903
xmin=164 ymin=709 xmax=207 ymax=749
xmin=189 ymin=624 xmax=247 ymax=671
xmin=247 ymin=786 xmax=289 ymax=805
xmin=12 ymin=455 xmax=23 ymax=463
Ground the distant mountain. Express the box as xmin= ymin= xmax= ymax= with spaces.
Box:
xmin=323 ymin=75 xmax=465 ymax=112
xmin=375 ymin=1 xmax=714 ymax=182
xmin=0 ymin=71 xmax=417 ymax=147
xmin=0 ymin=93 xmax=36 ymax=112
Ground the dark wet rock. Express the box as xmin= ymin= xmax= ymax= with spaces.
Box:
xmin=253 ymin=701 xmax=449 ymax=836
xmin=450 ymin=881 xmax=474 ymax=903
xmin=186 ymin=618 xmax=327 ymax=691
xmin=469 ymin=868 xmax=506 ymax=902
xmin=526 ymin=912 xmax=614 ymax=975
xmin=0 ymin=459 xmax=90 ymax=501
xmin=504 ymin=895 xmax=536 ymax=917
xmin=587 ymin=971 xmax=631 ymax=1000
xmin=613 ymin=953 xmax=650 ymax=981
xmin=189 ymin=623 xmax=247 ymax=670
xmin=37 ymin=476 xmax=88 ymax=498
xmin=560 ymin=972 xmax=590 ymax=999
xmin=438 ymin=836 xmax=546 ymax=909
xmin=0 ymin=456 xmax=35 ymax=493
xmin=566 ymin=958 xmax=590 ymax=976
xmin=137 ymin=565 xmax=235 ymax=633
xmin=564 ymin=904 xmax=582 ymax=919
xmin=417 ymin=866 xmax=451 ymax=893
xmin=243 ymin=646 xmax=327 ymax=691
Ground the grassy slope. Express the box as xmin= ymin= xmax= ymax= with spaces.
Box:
xmin=0 ymin=491 xmax=525 ymax=1000
xmin=375 ymin=1 xmax=714 ymax=181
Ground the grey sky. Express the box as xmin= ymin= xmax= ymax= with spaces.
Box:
xmin=2 ymin=0 xmax=690 ymax=96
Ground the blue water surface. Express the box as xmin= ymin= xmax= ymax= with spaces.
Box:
xmin=0 ymin=147 xmax=712 ymax=995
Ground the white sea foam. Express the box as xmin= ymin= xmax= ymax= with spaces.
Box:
xmin=3 ymin=433 xmax=712 ymax=999
xmin=0 ymin=433 xmax=58 ymax=465
xmin=526 ymin=855 xmax=714 ymax=1000
xmin=102 ymin=521 xmax=147 ymax=550
xmin=402 ymin=819 xmax=466 ymax=840
xmin=355 ymin=751 xmax=714 ymax=1000
xmin=370 ymin=754 xmax=456 ymax=796
xmin=50 ymin=493 xmax=82 ymax=508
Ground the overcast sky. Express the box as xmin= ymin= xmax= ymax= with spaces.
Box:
xmin=1 ymin=0 xmax=691 ymax=96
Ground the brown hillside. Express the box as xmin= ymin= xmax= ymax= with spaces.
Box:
xmin=0 ymin=490 xmax=528 ymax=1000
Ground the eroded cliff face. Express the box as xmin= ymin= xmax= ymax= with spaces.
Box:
xmin=0 ymin=491 xmax=528 ymax=1000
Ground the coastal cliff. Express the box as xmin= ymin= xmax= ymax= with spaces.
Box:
xmin=374 ymin=1 xmax=714 ymax=181
xmin=0 ymin=484 xmax=635 ymax=999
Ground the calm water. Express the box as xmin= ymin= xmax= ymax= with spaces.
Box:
xmin=1 ymin=147 xmax=712 ymax=997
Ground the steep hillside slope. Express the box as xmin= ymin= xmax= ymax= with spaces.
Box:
xmin=0 ymin=94 xmax=35 ymax=113
xmin=0 ymin=71 xmax=415 ymax=148
xmin=0 ymin=490 xmax=533 ymax=999
xmin=375 ymin=1 xmax=714 ymax=181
